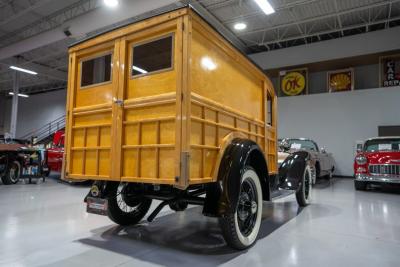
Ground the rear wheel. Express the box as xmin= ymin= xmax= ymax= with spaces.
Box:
xmin=219 ymin=167 xmax=263 ymax=250
xmin=1 ymin=161 xmax=21 ymax=185
xmin=296 ymin=164 xmax=312 ymax=207
xmin=354 ymin=180 xmax=367 ymax=191
xmin=107 ymin=182 xmax=152 ymax=226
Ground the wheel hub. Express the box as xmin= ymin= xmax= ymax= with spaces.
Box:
xmin=237 ymin=178 xmax=258 ymax=237
xmin=250 ymin=201 xmax=257 ymax=214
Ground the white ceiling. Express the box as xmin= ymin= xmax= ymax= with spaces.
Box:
xmin=0 ymin=0 xmax=399 ymax=95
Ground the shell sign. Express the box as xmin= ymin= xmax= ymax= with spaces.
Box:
xmin=327 ymin=68 xmax=354 ymax=93
xmin=279 ymin=68 xmax=308 ymax=96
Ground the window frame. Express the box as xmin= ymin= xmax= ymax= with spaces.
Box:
xmin=130 ymin=33 xmax=175 ymax=79
xmin=79 ymin=51 xmax=113 ymax=89
xmin=266 ymin=92 xmax=273 ymax=127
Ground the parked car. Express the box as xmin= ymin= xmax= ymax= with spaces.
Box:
xmin=46 ymin=130 xmax=64 ymax=174
xmin=0 ymin=138 xmax=48 ymax=184
xmin=64 ymin=6 xmax=313 ymax=250
xmin=354 ymin=137 xmax=400 ymax=190
xmin=279 ymin=138 xmax=335 ymax=180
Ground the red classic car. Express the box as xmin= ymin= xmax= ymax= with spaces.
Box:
xmin=354 ymin=137 xmax=400 ymax=190
xmin=46 ymin=130 xmax=64 ymax=174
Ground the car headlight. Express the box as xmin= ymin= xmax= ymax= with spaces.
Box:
xmin=355 ymin=155 xmax=367 ymax=165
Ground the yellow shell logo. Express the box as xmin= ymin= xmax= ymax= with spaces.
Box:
xmin=330 ymin=73 xmax=351 ymax=90
xmin=281 ymin=72 xmax=306 ymax=96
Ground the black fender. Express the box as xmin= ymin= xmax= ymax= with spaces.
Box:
xmin=278 ymin=151 xmax=310 ymax=191
xmin=203 ymin=138 xmax=270 ymax=217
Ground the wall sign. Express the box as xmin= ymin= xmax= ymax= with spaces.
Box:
xmin=279 ymin=68 xmax=308 ymax=96
xmin=380 ymin=55 xmax=400 ymax=87
xmin=327 ymin=68 xmax=354 ymax=93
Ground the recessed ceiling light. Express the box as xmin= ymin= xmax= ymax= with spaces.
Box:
xmin=9 ymin=92 xmax=29 ymax=98
xmin=103 ymin=0 xmax=119 ymax=8
xmin=234 ymin=22 xmax=247 ymax=30
xmin=254 ymin=0 xmax=275 ymax=15
xmin=9 ymin=66 xmax=37 ymax=75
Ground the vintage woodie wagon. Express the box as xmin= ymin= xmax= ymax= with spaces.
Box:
xmin=64 ymin=5 xmax=311 ymax=250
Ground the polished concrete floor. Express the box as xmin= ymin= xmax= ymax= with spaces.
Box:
xmin=0 ymin=177 xmax=399 ymax=267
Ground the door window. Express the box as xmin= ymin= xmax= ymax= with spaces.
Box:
xmin=81 ymin=53 xmax=112 ymax=87
xmin=131 ymin=35 xmax=173 ymax=77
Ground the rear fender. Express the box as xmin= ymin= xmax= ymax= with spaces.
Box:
xmin=278 ymin=151 xmax=310 ymax=191
xmin=203 ymin=138 xmax=270 ymax=217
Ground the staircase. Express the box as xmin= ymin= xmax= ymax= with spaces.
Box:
xmin=20 ymin=115 xmax=66 ymax=145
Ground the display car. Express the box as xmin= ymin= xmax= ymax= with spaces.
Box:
xmin=0 ymin=137 xmax=48 ymax=184
xmin=63 ymin=6 xmax=313 ymax=250
xmin=279 ymin=138 xmax=334 ymax=181
xmin=46 ymin=130 xmax=65 ymax=174
xmin=354 ymin=137 xmax=400 ymax=190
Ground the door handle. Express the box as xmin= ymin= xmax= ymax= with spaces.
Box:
xmin=114 ymin=99 xmax=124 ymax=107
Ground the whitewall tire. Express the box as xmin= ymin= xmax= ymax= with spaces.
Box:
xmin=219 ymin=167 xmax=263 ymax=250
xmin=296 ymin=164 xmax=312 ymax=207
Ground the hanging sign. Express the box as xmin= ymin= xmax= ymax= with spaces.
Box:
xmin=279 ymin=68 xmax=308 ymax=96
xmin=327 ymin=68 xmax=354 ymax=92
xmin=380 ymin=55 xmax=400 ymax=87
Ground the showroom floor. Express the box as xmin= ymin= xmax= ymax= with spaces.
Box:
xmin=0 ymin=177 xmax=399 ymax=267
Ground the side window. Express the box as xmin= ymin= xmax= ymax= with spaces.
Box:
xmin=81 ymin=53 xmax=112 ymax=87
xmin=131 ymin=35 xmax=173 ymax=76
xmin=266 ymin=93 xmax=273 ymax=126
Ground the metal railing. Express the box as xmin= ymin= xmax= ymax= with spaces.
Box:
xmin=20 ymin=115 xmax=66 ymax=144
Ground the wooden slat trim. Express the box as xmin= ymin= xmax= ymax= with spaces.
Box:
xmin=192 ymin=117 xmax=265 ymax=138
xmin=71 ymin=147 xmax=111 ymax=151
xmin=122 ymin=144 xmax=175 ymax=149
xmin=123 ymin=92 xmax=177 ymax=109
xmin=123 ymin=116 xmax=175 ymax=125
xmin=191 ymin=144 xmax=219 ymax=150
xmin=73 ymin=103 xmax=112 ymax=113
xmin=73 ymin=123 xmax=112 ymax=129
xmin=191 ymin=93 xmax=264 ymax=126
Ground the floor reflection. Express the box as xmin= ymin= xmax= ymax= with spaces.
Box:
xmin=78 ymin=201 xmax=303 ymax=267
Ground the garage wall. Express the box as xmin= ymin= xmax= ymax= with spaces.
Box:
xmin=1 ymin=90 xmax=66 ymax=137
xmin=278 ymin=86 xmax=400 ymax=176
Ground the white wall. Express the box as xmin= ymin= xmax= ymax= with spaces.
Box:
xmin=278 ymin=86 xmax=400 ymax=176
xmin=1 ymin=90 xmax=66 ymax=137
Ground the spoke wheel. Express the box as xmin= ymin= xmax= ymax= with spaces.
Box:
xmin=107 ymin=182 xmax=152 ymax=226
xmin=219 ymin=167 xmax=263 ymax=250
xmin=1 ymin=161 xmax=21 ymax=185
xmin=296 ymin=164 xmax=312 ymax=207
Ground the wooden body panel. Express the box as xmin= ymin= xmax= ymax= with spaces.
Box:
xmin=65 ymin=7 xmax=277 ymax=187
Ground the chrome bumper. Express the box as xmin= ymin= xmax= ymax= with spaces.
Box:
xmin=355 ymin=174 xmax=400 ymax=184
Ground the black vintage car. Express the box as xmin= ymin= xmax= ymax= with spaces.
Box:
xmin=0 ymin=138 xmax=47 ymax=185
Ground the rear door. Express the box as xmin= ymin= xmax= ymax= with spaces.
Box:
xmin=65 ymin=40 xmax=121 ymax=181
xmin=116 ymin=19 xmax=183 ymax=185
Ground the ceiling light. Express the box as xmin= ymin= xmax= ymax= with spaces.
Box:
xmin=9 ymin=66 xmax=37 ymax=75
xmin=254 ymin=0 xmax=275 ymax=15
xmin=103 ymin=0 xmax=119 ymax=7
xmin=234 ymin=23 xmax=247 ymax=30
xmin=201 ymin=57 xmax=217 ymax=71
xmin=132 ymin=65 xmax=148 ymax=74
xmin=9 ymin=92 xmax=29 ymax=98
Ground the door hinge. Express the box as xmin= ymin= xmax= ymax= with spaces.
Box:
xmin=182 ymin=22 xmax=185 ymax=31
xmin=181 ymin=92 xmax=184 ymax=101
xmin=180 ymin=151 xmax=190 ymax=185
